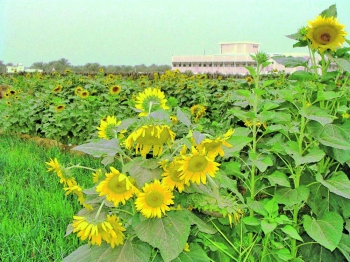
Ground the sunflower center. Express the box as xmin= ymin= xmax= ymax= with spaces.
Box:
xmin=169 ymin=168 xmax=182 ymax=182
xmin=188 ymin=155 xmax=208 ymax=172
xmin=320 ymin=33 xmax=331 ymax=42
xmin=108 ymin=176 xmax=128 ymax=194
xmin=145 ymin=190 xmax=164 ymax=207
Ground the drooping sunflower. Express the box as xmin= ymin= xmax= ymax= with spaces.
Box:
xmin=52 ymin=85 xmax=63 ymax=93
xmin=55 ymin=105 xmax=65 ymax=112
xmin=306 ymin=15 xmax=347 ymax=53
xmin=125 ymin=124 xmax=176 ymax=157
xmin=96 ymin=167 xmax=137 ymax=206
xmin=97 ymin=116 xmax=122 ymax=140
xmin=135 ymin=88 xmax=169 ymax=116
xmin=64 ymin=184 xmax=85 ymax=204
xmin=72 ymin=214 xmax=126 ymax=247
xmin=161 ymin=158 xmax=190 ymax=193
xmin=45 ymin=158 xmax=77 ymax=187
xmin=190 ymin=104 xmax=206 ymax=122
xmin=74 ymin=86 xmax=83 ymax=95
xmin=135 ymin=179 xmax=174 ymax=218
xmin=178 ymin=147 xmax=220 ymax=185
xmin=197 ymin=129 xmax=234 ymax=157
xmin=79 ymin=90 xmax=89 ymax=99
xmin=109 ymin=85 xmax=122 ymax=95
xmin=92 ymin=168 xmax=104 ymax=183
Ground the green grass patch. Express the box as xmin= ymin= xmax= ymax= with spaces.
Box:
xmin=0 ymin=134 xmax=104 ymax=261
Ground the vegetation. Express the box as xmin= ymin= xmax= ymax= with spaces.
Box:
xmin=1 ymin=4 xmax=350 ymax=262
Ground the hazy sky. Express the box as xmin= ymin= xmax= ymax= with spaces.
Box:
xmin=1 ymin=0 xmax=350 ymax=67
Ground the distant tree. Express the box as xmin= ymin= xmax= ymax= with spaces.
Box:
xmin=30 ymin=62 xmax=45 ymax=70
xmin=0 ymin=61 xmax=6 ymax=73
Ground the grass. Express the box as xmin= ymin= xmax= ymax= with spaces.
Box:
xmin=0 ymin=134 xmax=105 ymax=261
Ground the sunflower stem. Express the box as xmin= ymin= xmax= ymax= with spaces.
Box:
xmin=66 ymin=165 xmax=96 ymax=172
xmin=95 ymin=200 xmax=105 ymax=221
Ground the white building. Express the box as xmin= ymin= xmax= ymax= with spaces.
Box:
xmin=6 ymin=63 xmax=43 ymax=73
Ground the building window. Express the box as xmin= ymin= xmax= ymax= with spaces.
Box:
xmin=253 ymin=45 xmax=258 ymax=48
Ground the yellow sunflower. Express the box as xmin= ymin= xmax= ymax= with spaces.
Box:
xmin=64 ymin=184 xmax=85 ymax=204
xmin=74 ymin=86 xmax=83 ymax=95
xmin=197 ymin=129 xmax=234 ymax=157
xmin=79 ymin=90 xmax=89 ymax=99
xmin=135 ymin=87 xmax=169 ymax=116
xmin=52 ymin=85 xmax=63 ymax=93
xmin=96 ymin=116 xmax=122 ymax=140
xmin=135 ymin=179 xmax=174 ymax=218
xmin=96 ymin=167 xmax=137 ymax=206
xmin=190 ymin=104 xmax=206 ymax=122
xmin=307 ymin=15 xmax=347 ymax=53
xmin=178 ymin=147 xmax=220 ymax=185
xmin=55 ymin=105 xmax=65 ymax=112
xmin=92 ymin=169 xmax=104 ymax=183
xmin=109 ymin=85 xmax=122 ymax=95
xmin=6 ymin=101 xmax=11 ymax=106
xmin=161 ymin=158 xmax=190 ymax=193
xmin=125 ymin=124 xmax=176 ymax=157
xmin=45 ymin=158 xmax=77 ymax=187
xmin=72 ymin=214 xmax=126 ymax=247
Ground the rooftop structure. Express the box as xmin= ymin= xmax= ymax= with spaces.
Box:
xmin=171 ymin=42 xmax=334 ymax=75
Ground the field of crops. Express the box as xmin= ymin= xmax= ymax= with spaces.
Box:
xmin=2 ymin=5 xmax=350 ymax=261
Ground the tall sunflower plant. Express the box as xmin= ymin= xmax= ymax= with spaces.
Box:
xmin=282 ymin=5 xmax=350 ymax=79
xmin=46 ymin=85 xmax=245 ymax=261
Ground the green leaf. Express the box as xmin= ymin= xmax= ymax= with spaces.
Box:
xmin=261 ymin=219 xmax=277 ymax=235
xmin=264 ymin=198 xmax=279 ymax=218
xmin=285 ymin=141 xmax=325 ymax=166
xmin=318 ymin=124 xmax=350 ymax=150
xmin=326 ymin=54 xmax=350 ymax=72
xmin=217 ymin=173 xmax=245 ymax=203
xmin=299 ymin=235 xmax=339 ymax=262
xmin=271 ymin=56 xmax=308 ymax=68
xmin=242 ymin=216 xmax=260 ymax=226
xmin=288 ymin=71 xmax=317 ymax=81
xmin=267 ymin=171 xmax=291 ymax=187
xmin=338 ymin=234 xmax=350 ymax=261
xmin=177 ymin=107 xmax=191 ymax=127
xmin=183 ymin=209 xmax=216 ymax=234
xmin=224 ymin=136 xmax=252 ymax=155
xmin=315 ymin=90 xmax=341 ymax=102
xmin=300 ymin=106 xmax=333 ymax=126
xmin=245 ymin=66 xmax=256 ymax=78
xmin=133 ymin=211 xmax=191 ymax=262
xmin=262 ymin=80 xmax=277 ymax=88
xmin=63 ymin=240 xmax=152 ymax=262
xmin=274 ymin=186 xmax=310 ymax=207
xmin=193 ymin=130 xmax=206 ymax=144
xmin=303 ymin=212 xmax=343 ymax=251
xmin=124 ymin=158 xmax=162 ymax=187
xmin=316 ymin=171 xmax=350 ymax=199
xmin=249 ymin=152 xmax=273 ymax=172
xmin=172 ymin=243 xmax=210 ymax=262
xmin=72 ymin=138 xmax=121 ymax=157
xmin=320 ymin=4 xmax=337 ymax=18
xmin=280 ymin=225 xmax=303 ymax=242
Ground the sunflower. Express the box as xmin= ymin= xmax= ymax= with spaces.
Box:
xmin=97 ymin=116 xmax=122 ymax=140
xmin=170 ymin=116 xmax=178 ymax=125
xmin=64 ymin=69 xmax=71 ymax=74
xmin=74 ymin=86 xmax=83 ymax=95
xmin=64 ymin=184 xmax=85 ymax=204
xmin=92 ymin=169 xmax=104 ymax=183
xmin=79 ymin=90 xmax=89 ymax=99
xmin=45 ymin=158 xmax=77 ymax=187
xmin=55 ymin=105 xmax=65 ymax=112
xmin=178 ymin=147 xmax=220 ymax=185
xmin=9 ymin=89 xmax=16 ymax=95
xmin=161 ymin=158 xmax=189 ymax=193
xmin=306 ymin=15 xmax=347 ymax=53
xmin=197 ymin=129 xmax=234 ymax=157
xmin=99 ymin=68 xmax=104 ymax=73
xmin=135 ymin=179 xmax=174 ymax=218
xmin=72 ymin=214 xmax=126 ymax=247
xmin=125 ymin=124 xmax=176 ymax=157
xmin=52 ymin=85 xmax=63 ymax=93
xmin=109 ymin=85 xmax=122 ymax=95
xmin=96 ymin=167 xmax=137 ymax=206
xmin=135 ymin=87 xmax=169 ymax=116
xmin=6 ymin=101 xmax=11 ymax=106
xmin=245 ymin=76 xmax=254 ymax=85
xmin=190 ymin=104 xmax=206 ymax=122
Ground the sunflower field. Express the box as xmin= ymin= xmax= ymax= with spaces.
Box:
xmin=2 ymin=4 xmax=350 ymax=262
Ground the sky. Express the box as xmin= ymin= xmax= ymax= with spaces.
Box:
xmin=1 ymin=0 xmax=350 ymax=67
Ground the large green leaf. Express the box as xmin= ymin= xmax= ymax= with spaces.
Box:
xmin=300 ymin=106 xmax=333 ymax=126
xmin=320 ymin=4 xmax=337 ymax=17
xmin=303 ymin=212 xmax=343 ymax=251
xmin=338 ymin=234 xmax=350 ymax=261
xmin=72 ymin=138 xmax=121 ymax=157
xmin=224 ymin=136 xmax=253 ymax=155
xmin=285 ymin=141 xmax=325 ymax=166
xmin=63 ymin=240 xmax=152 ymax=262
xmin=280 ymin=225 xmax=303 ymax=242
xmin=288 ymin=71 xmax=318 ymax=81
xmin=172 ymin=243 xmax=210 ymax=262
xmin=183 ymin=209 xmax=216 ymax=234
xmin=266 ymin=171 xmax=291 ymax=187
xmin=274 ymin=186 xmax=310 ymax=207
xmin=316 ymin=171 xmax=350 ymax=199
xmin=271 ymin=56 xmax=308 ymax=68
xmin=177 ymin=107 xmax=191 ymax=127
xmin=133 ymin=211 xmax=191 ymax=262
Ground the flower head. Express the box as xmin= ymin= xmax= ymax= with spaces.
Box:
xmin=135 ymin=88 xmax=169 ymax=116
xmin=52 ymin=85 xmax=63 ymax=93
xmin=190 ymin=104 xmax=206 ymax=122
xmin=161 ymin=158 xmax=190 ymax=193
xmin=97 ymin=116 xmax=122 ymax=140
xmin=79 ymin=90 xmax=89 ymax=99
xmin=45 ymin=158 xmax=77 ymax=187
xmin=109 ymin=85 xmax=122 ymax=95
xmin=96 ymin=167 xmax=137 ymax=206
xmin=178 ymin=147 xmax=220 ymax=185
xmin=197 ymin=129 xmax=234 ymax=157
xmin=55 ymin=104 xmax=65 ymax=112
xmin=135 ymin=179 xmax=174 ymax=218
xmin=125 ymin=124 xmax=175 ymax=157
xmin=74 ymin=86 xmax=83 ymax=95
xmin=306 ymin=15 xmax=347 ymax=53
xmin=72 ymin=214 xmax=126 ymax=247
